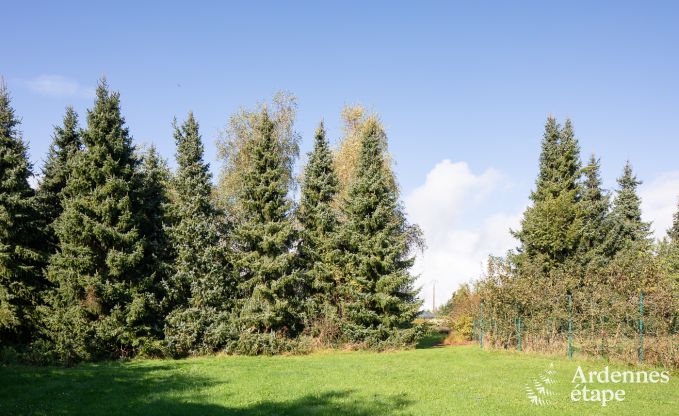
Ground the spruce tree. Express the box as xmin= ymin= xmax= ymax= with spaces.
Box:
xmin=297 ymin=122 xmax=341 ymax=320
xmin=578 ymin=154 xmax=610 ymax=266
xmin=44 ymin=80 xmax=152 ymax=362
xmin=0 ymin=80 xmax=45 ymax=345
xmin=164 ymin=113 xmax=232 ymax=354
xmin=338 ymin=116 xmax=421 ymax=347
xmin=230 ymin=110 xmax=301 ymax=353
xmin=605 ymin=161 xmax=652 ymax=255
xmin=531 ymin=117 xmax=561 ymax=202
xmin=513 ymin=117 xmax=583 ymax=268
xmin=136 ymin=145 xmax=172 ymax=344
xmin=37 ymin=107 xmax=82 ymax=252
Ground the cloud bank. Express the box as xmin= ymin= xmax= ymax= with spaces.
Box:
xmin=405 ymin=160 xmax=521 ymax=311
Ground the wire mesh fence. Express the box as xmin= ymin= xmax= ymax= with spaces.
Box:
xmin=472 ymin=290 xmax=678 ymax=368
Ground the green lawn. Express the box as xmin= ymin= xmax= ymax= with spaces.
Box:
xmin=1 ymin=340 xmax=676 ymax=415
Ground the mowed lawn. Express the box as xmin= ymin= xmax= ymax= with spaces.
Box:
xmin=1 ymin=340 xmax=676 ymax=416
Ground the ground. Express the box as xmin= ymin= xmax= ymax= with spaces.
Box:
xmin=1 ymin=336 xmax=676 ymax=415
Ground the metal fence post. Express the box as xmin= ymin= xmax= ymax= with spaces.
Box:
xmin=568 ymin=294 xmax=573 ymax=359
xmin=639 ymin=291 xmax=644 ymax=364
xmin=479 ymin=303 xmax=484 ymax=350
xmin=518 ymin=317 xmax=522 ymax=352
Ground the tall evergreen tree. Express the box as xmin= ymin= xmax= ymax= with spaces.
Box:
xmin=136 ymin=145 xmax=172 ymax=343
xmin=338 ymin=116 xmax=421 ymax=346
xmin=513 ymin=117 xmax=583 ymax=268
xmin=297 ymin=122 xmax=341 ymax=317
xmin=531 ymin=117 xmax=561 ymax=202
xmin=44 ymin=80 xmax=153 ymax=362
xmin=164 ymin=113 xmax=232 ymax=354
xmin=230 ymin=110 xmax=301 ymax=353
xmin=37 ymin=107 xmax=82 ymax=252
xmin=0 ymin=80 xmax=45 ymax=345
xmin=605 ymin=161 xmax=652 ymax=256
xmin=578 ymin=154 xmax=610 ymax=266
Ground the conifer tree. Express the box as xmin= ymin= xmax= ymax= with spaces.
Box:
xmin=605 ymin=161 xmax=652 ymax=255
xmin=164 ymin=113 xmax=232 ymax=354
xmin=44 ymin=80 xmax=153 ymax=361
xmin=513 ymin=118 xmax=583 ymax=268
xmin=230 ymin=110 xmax=301 ymax=353
xmin=136 ymin=145 xmax=172 ymax=341
xmin=37 ymin=107 xmax=82 ymax=252
xmin=578 ymin=154 xmax=610 ymax=266
xmin=297 ymin=122 xmax=341 ymax=317
xmin=338 ymin=117 xmax=421 ymax=346
xmin=0 ymin=80 xmax=45 ymax=345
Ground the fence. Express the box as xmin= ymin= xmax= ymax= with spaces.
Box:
xmin=471 ymin=291 xmax=678 ymax=368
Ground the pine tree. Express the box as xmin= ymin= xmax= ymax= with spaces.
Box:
xmin=164 ymin=113 xmax=232 ymax=354
xmin=44 ymin=80 xmax=153 ymax=362
xmin=513 ymin=117 xmax=583 ymax=268
xmin=338 ymin=116 xmax=421 ymax=347
xmin=297 ymin=122 xmax=341 ymax=320
xmin=0 ymin=80 xmax=45 ymax=345
xmin=578 ymin=154 xmax=610 ymax=266
xmin=37 ymin=107 xmax=82 ymax=252
xmin=230 ymin=110 xmax=301 ymax=353
xmin=605 ymin=161 xmax=652 ymax=256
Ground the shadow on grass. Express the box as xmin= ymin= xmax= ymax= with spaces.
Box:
xmin=416 ymin=331 xmax=447 ymax=349
xmin=0 ymin=361 xmax=413 ymax=416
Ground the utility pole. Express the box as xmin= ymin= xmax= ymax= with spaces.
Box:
xmin=432 ymin=280 xmax=436 ymax=313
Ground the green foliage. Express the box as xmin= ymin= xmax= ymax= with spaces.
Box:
xmin=578 ymin=154 xmax=611 ymax=267
xmin=452 ymin=315 xmax=474 ymax=340
xmin=229 ymin=110 xmax=302 ymax=353
xmin=0 ymin=80 xmax=45 ymax=346
xmin=164 ymin=113 xmax=233 ymax=355
xmin=338 ymin=117 xmax=421 ymax=347
xmin=513 ymin=118 xmax=583 ymax=269
xmin=136 ymin=145 xmax=172 ymax=340
xmin=36 ymin=107 xmax=82 ymax=253
xmin=297 ymin=122 xmax=341 ymax=322
xmin=43 ymin=80 xmax=158 ymax=362
xmin=604 ymin=161 xmax=652 ymax=256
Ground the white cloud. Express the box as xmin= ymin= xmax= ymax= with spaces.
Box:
xmin=640 ymin=171 xmax=679 ymax=240
xmin=405 ymin=160 xmax=521 ymax=310
xmin=25 ymin=75 xmax=93 ymax=98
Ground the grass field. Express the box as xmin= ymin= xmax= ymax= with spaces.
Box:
xmin=1 ymin=336 xmax=676 ymax=415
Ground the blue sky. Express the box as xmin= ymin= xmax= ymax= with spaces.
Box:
xmin=3 ymin=1 xmax=678 ymax=306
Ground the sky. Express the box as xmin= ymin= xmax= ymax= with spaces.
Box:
xmin=2 ymin=1 xmax=678 ymax=309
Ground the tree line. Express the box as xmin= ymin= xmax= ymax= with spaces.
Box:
xmin=0 ymin=79 xmax=423 ymax=364
xmin=444 ymin=117 xmax=679 ymax=366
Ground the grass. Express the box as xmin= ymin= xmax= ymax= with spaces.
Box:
xmin=1 ymin=337 xmax=676 ymax=415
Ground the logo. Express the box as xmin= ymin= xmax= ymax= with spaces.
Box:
xmin=525 ymin=363 xmax=557 ymax=406
xmin=570 ymin=366 xmax=671 ymax=407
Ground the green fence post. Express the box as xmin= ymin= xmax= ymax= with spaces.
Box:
xmin=518 ymin=317 xmax=522 ymax=352
xmin=639 ymin=291 xmax=644 ymax=364
xmin=480 ymin=303 xmax=484 ymax=350
xmin=568 ymin=294 xmax=573 ymax=359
